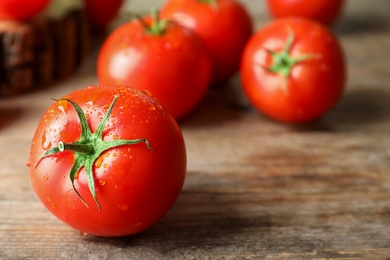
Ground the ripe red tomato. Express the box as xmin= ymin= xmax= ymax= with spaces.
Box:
xmin=84 ymin=0 xmax=124 ymax=32
xmin=0 ymin=0 xmax=50 ymax=21
xmin=97 ymin=13 xmax=211 ymax=120
xmin=266 ymin=0 xmax=345 ymax=25
xmin=28 ymin=85 xmax=186 ymax=237
xmin=240 ymin=17 xmax=346 ymax=123
xmin=161 ymin=0 xmax=253 ymax=85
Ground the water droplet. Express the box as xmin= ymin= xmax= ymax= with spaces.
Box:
xmin=117 ymin=203 xmax=128 ymax=211
xmin=141 ymin=89 xmax=152 ymax=97
xmin=95 ymin=157 xmax=103 ymax=169
xmin=41 ymin=132 xmax=52 ymax=150
xmin=57 ymin=104 xmax=68 ymax=114
xmin=25 ymin=159 xmax=31 ymax=167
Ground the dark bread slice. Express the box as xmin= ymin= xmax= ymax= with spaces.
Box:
xmin=0 ymin=10 xmax=90 ymax=97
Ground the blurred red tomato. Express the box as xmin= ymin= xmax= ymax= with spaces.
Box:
xmin=240 ymin=17 xmax=346 ymax=123
xmin=0 ymin=0 xmax=49 ymax=21
xmin=84 ymin=0 xmax=124 ymax=32
xmin=266 ymin=0 xmax=345 ymax=25
xmin=161 ymin=0 xmax=253 ymax=86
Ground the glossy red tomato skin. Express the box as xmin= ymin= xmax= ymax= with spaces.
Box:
xmin=28 ymin=85 xmax=186 ymax=237
xmin=266 ymin=0 xmax=345 ymax=25
xmin=97 ymin=17 xmax=211 ymax=120
xmin=84 ymin=0 xmax=124 ymax=32
xmin=161 ymin=0 xmax=253 ymax=85
xmin=0 ymin=0 xmax=50 ymax=21
xmin=240 ymin=17 xmax=346 ymax=123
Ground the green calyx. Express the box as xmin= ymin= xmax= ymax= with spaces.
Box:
xmin=35 ymin=95 xmax=152 ymax=210
xmin=142 ymin=8 xmax=168 ymax=36
xmin=266 ymin=32 xmax=317 ymax=79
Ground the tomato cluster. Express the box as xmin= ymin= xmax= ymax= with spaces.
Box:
xmin=28 ymin=0 xmax=348 ymax=237
xmin=98 ymin=0 xmax=253 ymax=120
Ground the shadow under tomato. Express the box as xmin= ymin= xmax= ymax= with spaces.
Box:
xmin=82 ymin=187 xmax=273 ymax=254
xmin=259 ymin=86 xmax=390 ymax=134
xmin=333 ymin=14 xmax=390 ymax=35
xmin=323 ymin=86 xmax=390 ymax=128
xmin=179 ymin=82 xmax=251 ymax=129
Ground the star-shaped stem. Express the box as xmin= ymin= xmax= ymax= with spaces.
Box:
xmin=264 ymin=31 xmax=320 ymax=93
xmin=35 ymin=95 xmax=152 ymax=210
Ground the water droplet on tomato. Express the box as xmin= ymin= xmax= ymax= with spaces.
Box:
xmin=117 ymin=203 xmax=128 ymax=211
xmin=41 ymin=132 xmax=52 ymax=150
xmin=58 ymin=104 xmax=68 ymax=114
xmin=156 ymin=103 xmax=163 ymax=110
xmin=141 ymin=89 xmax=152 ymax=97
xmin=25 ymin=159 xmax=31 ymax=167
xmin=95 ymin=157 xmax=103 ymax=169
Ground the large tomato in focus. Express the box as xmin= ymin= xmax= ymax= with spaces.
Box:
xmin=97 ymin=13 xmax=211 ymax=119
xmin=240 ymin=17 xmax=346 ymax=123
xmin=0 ymin=0 xmax=50 ymax=21
xmin=161 ymin=0 xmax=253 ymax=86
xmin=28 ymin=85 xmax=186 ymax=237
xmin=266 ymin=0 xmax=345 ymax=25
xmin=84 ymin=0 xmax=124 ymax=32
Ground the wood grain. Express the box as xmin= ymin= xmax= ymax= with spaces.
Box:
xmin=1 ymin=0 xmax=390 ymax=259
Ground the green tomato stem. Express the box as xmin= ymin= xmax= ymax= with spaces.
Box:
xmin=146 ymin=7 xmax=168 ymax=36
xmin=266 ymin=32 xmax=319 ymax=79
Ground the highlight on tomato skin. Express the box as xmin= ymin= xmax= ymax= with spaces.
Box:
xmin=27 ymin=85 xmax=187 ymax=237
xmin=265 ymin=0 xmax=345 ymax=25
xmin=240 ymin=17 xmax=346 ymax=124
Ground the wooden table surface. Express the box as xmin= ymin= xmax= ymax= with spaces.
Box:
xmin=1 ymin=0 xmax=390 ymax=259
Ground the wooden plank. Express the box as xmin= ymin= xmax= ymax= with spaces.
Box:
xmin=1 ymin=0 xmax=390 ymax=259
